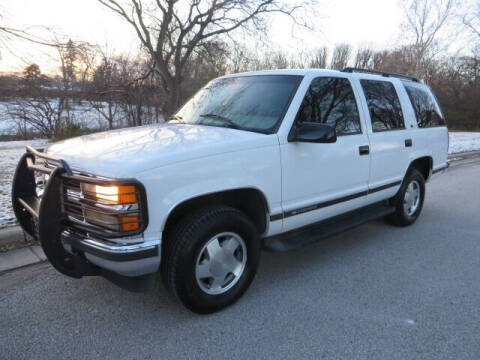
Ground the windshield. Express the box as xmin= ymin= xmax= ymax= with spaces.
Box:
xmin=173 ymin=75 xmax=303 ymax=134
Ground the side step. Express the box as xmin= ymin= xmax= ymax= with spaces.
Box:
xmin=263 ymin=202 xmax=395 ymax=252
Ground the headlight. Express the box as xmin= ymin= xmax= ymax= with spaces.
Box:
xmin=81 ymin=183 xmax=137 ymax=204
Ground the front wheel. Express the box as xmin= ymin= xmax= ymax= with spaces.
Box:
xmin=386 ymin=168 xmax=425 ymax=226
xmin=161 ymin=205 xmax=260 ymax=314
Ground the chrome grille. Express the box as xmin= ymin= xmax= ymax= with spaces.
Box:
xmin=62 ymin=177 xmax=84 ymax=223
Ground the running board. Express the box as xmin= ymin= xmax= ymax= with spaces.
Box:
xmin=263 ymin=202 xmax=395 ymax=252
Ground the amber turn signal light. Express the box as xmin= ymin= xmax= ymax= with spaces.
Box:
xmin=120 ymin=216 xmax=140 ymax=231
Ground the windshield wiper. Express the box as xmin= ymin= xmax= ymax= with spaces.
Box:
xmin=199 ymin=113 xmax=241 ymax=129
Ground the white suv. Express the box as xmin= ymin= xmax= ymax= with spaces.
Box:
xmin=12 ymin=68 xmax=449 ymax=313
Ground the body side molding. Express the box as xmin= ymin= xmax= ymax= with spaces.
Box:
xmin=269 ymin=180 xmax=401 ymax=221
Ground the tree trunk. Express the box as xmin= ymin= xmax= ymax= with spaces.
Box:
xmin=108 ymin=101 xmax=113 ymax=129
xmin=164 ymin=79 xmax=182 ymax=117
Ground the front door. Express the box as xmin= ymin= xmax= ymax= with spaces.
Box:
xmin=280 ymin=76 xmax=371 ymax=232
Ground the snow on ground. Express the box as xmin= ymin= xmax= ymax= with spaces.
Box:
xmin=0 ymin=132 xmax=479 ymax=228
xmin=448 ymin=132 xmax=480 ymax=154
xmin=0 ymin=139 xmax=48 ymax=227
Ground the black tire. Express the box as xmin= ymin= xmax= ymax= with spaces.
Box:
xmin=161 ymin=205 xmax=260 ymax=314
xmin=386 ymin=168 xmax=425 ymax=226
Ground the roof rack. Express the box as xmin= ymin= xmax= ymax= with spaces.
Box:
xmin=341 ymin=67 xmax=420 ymax=83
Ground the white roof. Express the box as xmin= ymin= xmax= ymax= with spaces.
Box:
xmin=220 ymin=68 xmax=422 ymax=84
xmin=221 ymin=68 xmax=341 ymax=78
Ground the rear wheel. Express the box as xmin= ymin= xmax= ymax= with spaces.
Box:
xmin=161 ymin=205 xmax=260 ymax=314
xmin=386 ymin=168 xmax=425 ymax=226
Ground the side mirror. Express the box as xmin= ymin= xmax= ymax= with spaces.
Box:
xmin=289 ymin=122 xmax=337 ymax=143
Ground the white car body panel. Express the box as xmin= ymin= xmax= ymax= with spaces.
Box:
xmin=136 ymin=137 xmax=284 ymax=237
xmin=280 ymin=134 xmax=370 ymax=232
xmin=47 ymin=123 xmax=275 ymax=177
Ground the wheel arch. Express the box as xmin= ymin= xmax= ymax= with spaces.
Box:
xmin=162 ymin=187 xmax=270 ymax=239
xmin=407 ymin=156 xmax=433 ymax=181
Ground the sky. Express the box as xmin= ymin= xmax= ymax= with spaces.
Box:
xmin=1 ymin=0 xmax=405 ymax=74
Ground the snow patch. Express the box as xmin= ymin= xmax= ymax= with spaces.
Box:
xmin=448 ymin=132 xmax=480 ymax=154
xmin=0 ymin=139 xmax=48 ymax=227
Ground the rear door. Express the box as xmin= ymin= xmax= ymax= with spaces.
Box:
xmin=354 ymin=78 xmax=414 ymax=202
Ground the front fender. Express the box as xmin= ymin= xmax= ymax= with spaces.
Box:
xmin=137 ymin=144 xmax=283 ymax=237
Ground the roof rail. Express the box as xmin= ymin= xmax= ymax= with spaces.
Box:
xmin=341 ymin=67 xmax=420 ymax=83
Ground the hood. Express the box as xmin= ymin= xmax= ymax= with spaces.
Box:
xmin=46 ymin=123 xmax=277 ymax=177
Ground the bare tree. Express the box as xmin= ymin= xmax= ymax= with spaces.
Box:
xmin=330 ymin=44 xmax=351 ymax=69
xmin=354 ymin=47 xmax=374 ymax=69
xmin=97 ymin=0 xmax=310 ymax=116
xmin=0 ymin=10 xmax=61 ymax=63
xmin=401 ymin=0 xmax=457 ymax=77
xmin=228 ymin=45 xmax=257 ymax=73
xmin=8 ymin=97 xmax=65 ymax=138
xmin=6 ymin=39 xmax=96 ymax=138
xmin=8 ymin=64 xmax=63 ymax=138
xmin=55 ymin=40 xmax=95 ymax=128
xmin=182 ymin=40 xmax=229 ymax=97
xmin=0 ymin=7 xmax=53 ymax=46
xmin=89 ymin=51 xmax=121 ymax=129
xmin=266 ymin=51 xmax=290 ymax=69
xmin=21 ymin=64 xmax=47 ymax=87
xmin=309 ymin=46 xmax=328 ymax=68
xmin=116 ymin=56 xmax=164 ymax=127
xmin=0 ymin=25 xmax=55 ymax=47
xmin=463 ymin=1 xmax=480 ymax=39
xmin=371 ymin=50 xmax=388 ymax=70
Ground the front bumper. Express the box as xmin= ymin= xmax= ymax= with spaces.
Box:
xmin=61 ymin=230 xmax=161 ymax=277
xmin=11 ymin=146 xmax=160 ymax=290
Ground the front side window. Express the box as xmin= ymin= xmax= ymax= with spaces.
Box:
xmin=174 ymin=75 xmax=303 ymax=134
xmin=360 ymin=80 xmax=405 ymax=132
xmin=405 ymin=85 xmax=445 ymax=128
xmin=295 ymin=77 xmax=361 ymax=136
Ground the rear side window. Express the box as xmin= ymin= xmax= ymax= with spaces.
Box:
xmin=360 ymin=80 xmax=405 ymax=132
xmin=405 ymin=85 xmax=445 ymax=128
xmin=295 ymin=77 xmax=361 ymax=136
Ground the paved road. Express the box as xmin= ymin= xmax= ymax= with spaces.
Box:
xmin=1 ymin=158 xmax=480 ymax=360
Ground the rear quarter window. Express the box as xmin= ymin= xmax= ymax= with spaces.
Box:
xmin=405 ymin=85 xmax=445 ymax=128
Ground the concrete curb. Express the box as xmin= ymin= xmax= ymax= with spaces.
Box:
xmin=0 ymin=226 xmax=26 ymax=248
xmin=448 ymin=151 xmax=480 ymax=159
xmin=0 ymin=227 xmax=45 ymax=273
xmin=448 ymin=150 xmax=480 ymax=162
xmin=0 ymin=244 xmax=46 ymax=273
